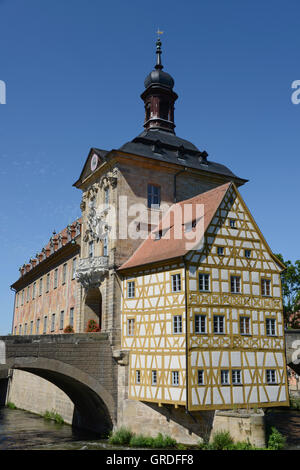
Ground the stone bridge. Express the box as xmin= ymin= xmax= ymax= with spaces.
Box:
xmin=285 ymin=329 xmax=300 ymax=376
xmin=0 ymin=333 xmax=118 ymax=435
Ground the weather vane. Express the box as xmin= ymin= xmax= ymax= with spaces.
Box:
xmin=156 ymin=28 xmax=164 ymax=38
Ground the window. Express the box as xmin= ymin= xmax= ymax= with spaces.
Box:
xmin=24 ymin=323 xmax=27 ymax=335
xmin=60 ymin=311 xmax=64 ymax=330
xmin=26 ymin=286 xmax=30 ymax=302
xmin=104 ymin=187 xmax=109 ymax=208
xmin=154 ymin=230 xmax=162 ymax=241
xmin=198 ymin=370 xmax=204 ymax=385
xmin=32 ymin=282 xmax=36 ymax=299
xmin=199 ymin=273 xmax=210 ymax=292
xmin=221 ymin=370 xmax=230 ymax=385
xmin=231 ymin=276 xmax=241 ymax=294
xmin=232 ymin=370 xmax=242 ymax=385
xmin=172 ymin=371 xmax=179 ymax=386
xmin=244 ymin=249 xmax=251 ymax=258
xmin=62 ymin=263 xmax=67 ymax=284
xmin=51 ymin=314 xmax=55 ymax=332
xmin=16 ymin=293 xmax=19 ymax=308
xmin=21 ymin=290 xmax=24 ymax=305
xmin=266 ymin=318 xmax=276 ymax=336
xmin=147 ymin=184 xmax=161 ymax=208
xmin=213 ymin=315 xmax=225 ymax=334
xmin=266 ymin=369 xmax=276 ymax=384
xmin=195 ymin=315 xmax=206 ymax=334
xmin=46 ymin=273 xmax=50 ymax=292
xmin=39 ymin=278 xmax=43 ymax=296
xmin=30 ymin=321 xmax=33 ymax=335
xmin=261 ymin=278 xmax=271 ymax=296
xmin=72 ymin=258 xmax=76 ymax=279
xmin=36 ymin=318 xmax=40 ymax=334
xmin=70 ymin=307 xmax=74 ymax=328
xmin=14 ymin=326 xmax=17 ymax=335
xmin=103 ymin=234 xmax=108 ymax=257
xmin=127 ymin=318 xmax=135 ymax=336
xmin=171 ymin=273 xmax=181 ymax=292
xmin=88 ymin=241 xmax=94 ymax=258
xmin=19 ymin=324 xmax=22 ymax=335
xmin=127 ymin=281 xmax=135 ymax=298
xmin=229 ymin=219 xmax=236 ymax=228
xmin=217 ymin=246 xmax=224 ymax=256
xmin=43 ymin=316 xmax=48 ymax=334
xmin=173 ymin=315 xmax=182 ymax=334
xmin=136 ymin=370 xmax=141 ymax=384
xmin=240 ymin=316 xmax=250 ymax=335
xmin=152 ymin=370 xmax=157 ymax=386
xmin=54 ymin=269 xmax=58 ymax=289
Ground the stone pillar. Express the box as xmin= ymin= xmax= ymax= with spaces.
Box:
xmin=210 ymin=409 xmax=266 ymax=448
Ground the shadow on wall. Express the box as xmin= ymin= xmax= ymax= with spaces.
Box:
xmin=0 ymin=378 xmax=8 ymax=406
xmin=145 ymin=402 xmax=215 ymax=442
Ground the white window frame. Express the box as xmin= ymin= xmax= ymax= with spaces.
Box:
xmin=172 ymin=371 xmax=179 ymax=386
xmin=173 ymin=315 xmax=182 ymax=334
xmin=231 ymin=275 xmax=241 ymax=294
xmin=261 ymin=278 xmax=271 ymax=297
xmin=266 ymin=318 xmax=276 ymax=336
xmin=213 ymin=315 xmax=225 ymax=334
xmin=195 ymin=314 xmax=206 ymax=334
xmin=127 ymin=281 xmax=135 ymax=298
xmin=152 ymin=370 xmax=157 ymax=386
xmin=221 ymin=369 xmax=230 ymax=385
xmin=51 ymin=313 xmax=55 ymax=332
xmin=127 ymin=318 xmax=135 ymax=337
xmin=199 ymin=273 xmax=210 ymax=292
xmin=60 ymin=311 xmax=64 ymax=330
xmin=171 ymin=273 xmax=181 ymax=292
xmin=232 ymin=369 xmax=242 ymax=385
xmin=266 ymin=369 xmax=277 ymax=384
xmin=198 ymin=370 xmax=204 ymax=385
xmin=240 ymin=316 xmax=251 ymax=335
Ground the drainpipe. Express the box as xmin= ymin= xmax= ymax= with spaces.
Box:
xmin=184 ymin=258 xmax=189 ymax=413
xmin=174 ymin=168 xmax=187 ymax=203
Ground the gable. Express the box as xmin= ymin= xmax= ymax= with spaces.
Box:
xmin=73 ymin=147 xmax=109 ymax=187
xmin=187 ymin=184 xmax=285 ymax=273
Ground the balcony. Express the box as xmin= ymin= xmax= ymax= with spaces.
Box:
xmin=75 ymin=256 xmax=109 ymax=289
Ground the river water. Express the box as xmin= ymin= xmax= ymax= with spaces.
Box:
xmin=1 ymin=407 xmax=300 ymax=450
xmin=0 ymin=407 xmax=122 ymax=450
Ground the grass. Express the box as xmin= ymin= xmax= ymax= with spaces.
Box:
xmin=6 ymin=402 xmax=17 ymax=410
xmin=197 ymin=427 xmax=286 ymax=450
xmin=43 ymin=410 xmax=64 ymax=425
xmin=108 ymin=427 xmax=177 ymax=448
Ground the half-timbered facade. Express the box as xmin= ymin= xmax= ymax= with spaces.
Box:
xmin=119 ymin=182 xmax=289 ymax=410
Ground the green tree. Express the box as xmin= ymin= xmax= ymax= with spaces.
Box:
xmin=276 ymin=254 xmax=300 ymax=327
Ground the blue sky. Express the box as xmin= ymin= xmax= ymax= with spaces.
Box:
xmin=0 ymin=0 xmax=299 ymax=334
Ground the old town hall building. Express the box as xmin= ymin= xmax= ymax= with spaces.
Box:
xmin=9 ymin=38 xmax=288 ymax=442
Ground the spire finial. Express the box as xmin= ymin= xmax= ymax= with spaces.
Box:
xmin=155 ymin=29 xmax=164 ymax=70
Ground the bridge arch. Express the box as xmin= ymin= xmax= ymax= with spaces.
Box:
xmin=2 ymin=356 xmax=115 ymax=435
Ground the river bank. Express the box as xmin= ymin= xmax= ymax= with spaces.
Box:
xmin=0 ymin=406 xmax=299 ymax=450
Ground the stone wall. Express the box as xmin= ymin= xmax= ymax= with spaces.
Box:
xmin=211 ymin=409 xmax=266 ymax=448
xmin=7 ymin=369 xmax=74 ymax=424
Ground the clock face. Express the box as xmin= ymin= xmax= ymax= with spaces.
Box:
xmin=91 ymin=153 xmax=98 ymax=171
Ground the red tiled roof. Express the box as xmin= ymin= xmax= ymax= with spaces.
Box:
xmin=119 ymin=183 xmax=232 ymax=271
